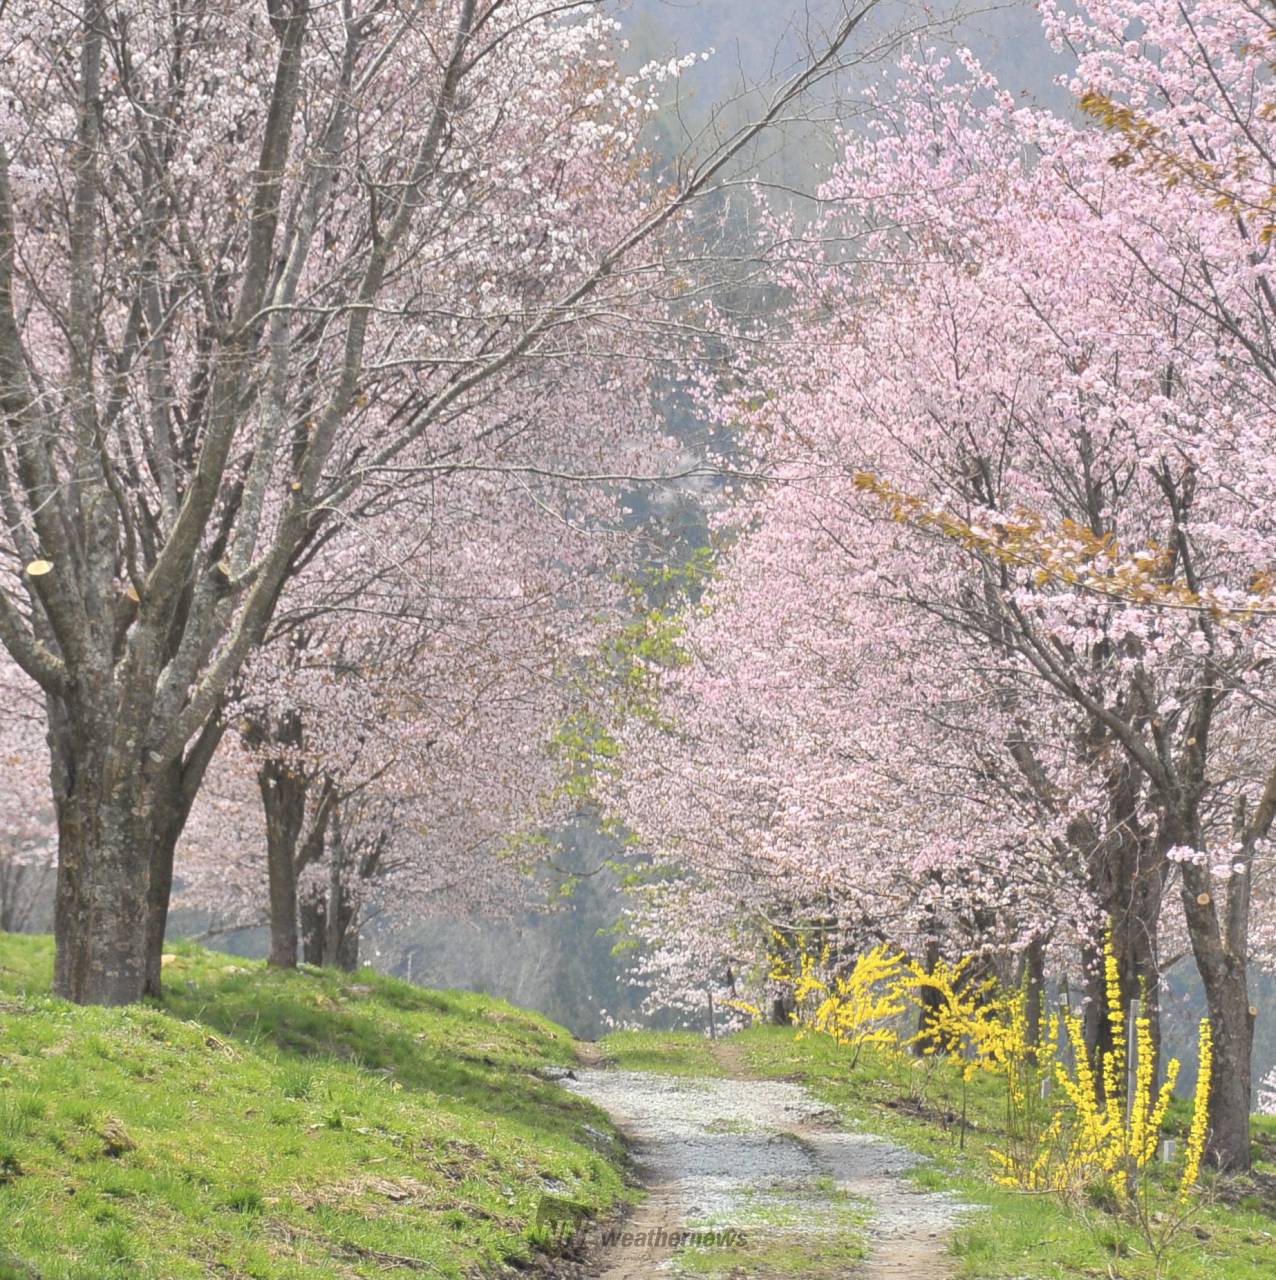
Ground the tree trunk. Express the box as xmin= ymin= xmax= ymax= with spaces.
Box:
xmin=143 ymin=752 xmax=209 ymax=997
xmin=259 ymin=760 xmax=305 ymax=969
xmin=297 ymin=796 xmax=355 ymax=970
xmin=1020 ymin=937 xmax=1047 ymax=1052
xmin=52 ymin=786 xmax=152 ymax=1006
xmin=1115 ymin=907 xmax=1162 ymax=1078
xmin=325 ymin=809 xmax=359 ymax=971
xmin=769 ymin=995 xmax=795 ymax=1026
xmin=325 ymin=815 xmax=344 ymax=963
xmin=914 ymin=936 xmax=948 ymax=1055
xmin=1079 ymin=927 xmax=1162 ymax=1109
xmin=251 ymin=715 xmax=337 ymax=970
xmin=1203 ymin=968 xmax=1254 ymax=1173
xmin=300 ymin=892 xmax=325 ymax=966
xmin=143 ymin=812 xmax=178 ymax=998
xmin=1076 ymin=811 xmax=1165 ymax=1102
xmin=52 ymin=765 xmax=200 ymax=1005
xmin=335 ymin=898 xmax=359 ymax=971
xmin=1180 ymin=860 xmax=1253 ymax=1172
xmin=146 ymin=726 xmax=227 ymax=995
xmin=46 ymin=689 xmax=150 ymax=1005
xmin=298 ymin=879 xmax=358 ymax=970
xmin=47 ymin=683 xmax=228 ymax=1005
xmin=266 ymin=836 xmax=301 ymax=968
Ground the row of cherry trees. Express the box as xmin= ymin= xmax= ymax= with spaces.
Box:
xmin=0 ymin=0 xmax=667 ymax=1003
xmin=608 ymin=0 xmax=1276 ymax=1173
xmin=0 ymin=0 xmax=894 ymax=1005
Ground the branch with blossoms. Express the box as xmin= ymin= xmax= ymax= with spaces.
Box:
xmin=851 ymin=471 xmax=1276 ymax=621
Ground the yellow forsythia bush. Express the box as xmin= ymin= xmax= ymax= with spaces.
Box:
xmin=757 ymin=928 xmax=1213 ymax=1215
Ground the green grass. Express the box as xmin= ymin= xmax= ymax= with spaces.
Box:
xmin=733 ymin=1026 xmax=1276 ymax=1280
xmin=599 ymin=1029 xmax=726 ymax=1077
xmin=0 ymin=934 xmax=630 ymax=1279
xmin=602 ymin=1026 xmax=1276 ymax=1280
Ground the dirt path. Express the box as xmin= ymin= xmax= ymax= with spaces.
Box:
xmin=564 ymin=1051 xmax=962 ymax=1279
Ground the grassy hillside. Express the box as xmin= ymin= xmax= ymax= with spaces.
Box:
xmin=0 ymin=935 xmax=629 ymax=1280
xmin=603 ymin=1027 xmax=1276 ymax=1280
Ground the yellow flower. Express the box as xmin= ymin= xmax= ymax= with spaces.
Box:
xmin=1179 ymin=1018 xmax=1212 ymax=1202
xmin=765 ymin=939 xmax=906 ymax=1063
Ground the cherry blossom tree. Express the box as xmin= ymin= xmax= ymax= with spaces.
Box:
xmin=178 ymin=756 xmax=544 ymax=971
xmin=612 ymin=0 xmax=1276 ymax=1171
xmin=175 ymin=474 xmax=609 ymax=967
xmin=176 ymin=333 xmax=705 ymax=967
xmin=0 ymin=0 xmax=892 ymax=1004
xmin=606 ymin=528 xmax=1100 ymax=1031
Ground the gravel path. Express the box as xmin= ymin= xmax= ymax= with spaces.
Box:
xmin=565 ymin=1065 xmax=963 ymax=1279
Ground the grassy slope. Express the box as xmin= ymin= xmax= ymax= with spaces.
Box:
xmin=603 ymin=1027 xmax=1276 ymax=1280
xmin=0 ymin=934 xmax=629 ymax=1280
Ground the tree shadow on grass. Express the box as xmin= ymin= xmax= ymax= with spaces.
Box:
xmin=157 ymin=960 xmax=595 ymax=1136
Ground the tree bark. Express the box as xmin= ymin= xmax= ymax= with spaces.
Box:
xmin=143 ymin=796 xmax=181 ymax=998
xmin=1180 ymin=859 xmax=1253 ymax=1172
xmin=1020 ymin=936 xmax=1047 ymax=1052
xmin=266 ymin=825 xmax=301 ymax=969
xmin=143 ymin=739 xmax=219 ymax=997
xmin=299 ymin=876 xmax=358 ymax=970
xmin=336 ymin=903 xmax=359 ymax=972
xmin=300 ymin=893 xmax=323 ymax=967
xmin=260 ymin=760 xmax=305 ymax=969
xmin=1080 ymin=921 xmax=1162 ymax=1109
xmin=257 ymin=760 xmax=336 ymax=970
xmin=52 ymin=778 xmax=152 ymax=1005
xmin=298 ymin=799 xmax=358 ymax=971
xmin=913 ymin=935 xmax=948 ymax=1055
xmin=1076 ymin=781 xmax=1165 ymax=1099
xmin=1202 ymin=966 xmax=1254 ymax=1174
xmin=50 ymin=750 xmax=199 ymax=1004
xmin=325 ymin=810 xmax=345 ymax=964
xmin=768 ymin=995 xmax=795 ymax=1026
